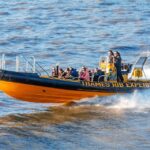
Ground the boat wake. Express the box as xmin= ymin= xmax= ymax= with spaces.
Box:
xmin=106 ymin=90 xmax=150 ymax=112
xmin=77 ymin=89 xmax=150 ymax=113
xmin=0 ymin=89 xmax=150 ymax=127
xmin=105 ymin=67 xmax=150 ymax=112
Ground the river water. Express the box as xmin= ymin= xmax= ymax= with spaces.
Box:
xmin=0 ymin=0 xmax=150 ymax=149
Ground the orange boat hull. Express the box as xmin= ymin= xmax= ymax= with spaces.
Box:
xmin=0 ymin=81 xmax=115 ymax=103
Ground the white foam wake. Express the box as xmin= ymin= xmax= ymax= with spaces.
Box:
xmin=107 ymin=90 xmax=150 ymax=112
xmin=107 ymin=66 xmax=150 ymax=111
xmin=79 ymin=89 xmax=150 ymax=113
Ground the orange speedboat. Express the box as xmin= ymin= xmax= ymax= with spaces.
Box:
xmin=0 ymin=54 xmax=149 ymax=103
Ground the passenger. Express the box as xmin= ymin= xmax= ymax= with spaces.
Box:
xmin=113 ymin=51 xmax=124 ymax=82
xmin=79 ymin=67 xmax=85 ymax=80
xmin=52 ymin=66 xmax=59 ymax=77
xmin=89 ymin=70 xmax=93 ymax=81
xmin=106 ymin=50 xmax=115 ymax=74
xmin=70 ymin=67 xmax=78 ymax=79
xmin=107 ymin=50 xmax=114 ymax=63
xmin=52 ymin=67 xmax=57 ymax=77
xmin=58 ymin=68 xmax=65 ymax=79
xmin=79 ymin=66 xmax=90 ymax=81
xmin=93 ymin=68 xmax=104 ymax=82
xmin=64 ymin=67 xmax=71 ymax=79
xmin=90 ymin=69 xmax=95 ymax=81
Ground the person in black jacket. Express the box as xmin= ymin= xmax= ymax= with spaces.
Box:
xmin=113 ymin=51 xmax=124 ymax=82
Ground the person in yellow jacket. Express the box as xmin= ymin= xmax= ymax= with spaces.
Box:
xmin=106 ymin=50 xmax=117 ymax=81
xmin=106 ymin=50 xmax=116 ymax=74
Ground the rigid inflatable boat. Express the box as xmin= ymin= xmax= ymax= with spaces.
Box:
xmin=0 ymin=53 xmax=149 ymax=103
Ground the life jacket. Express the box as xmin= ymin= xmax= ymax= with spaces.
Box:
xmin=106 ymin=63 xmax=116 ymax=74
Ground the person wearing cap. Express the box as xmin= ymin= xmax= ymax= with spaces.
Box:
xmin=113 ymin=51 xmax=124 ymax=82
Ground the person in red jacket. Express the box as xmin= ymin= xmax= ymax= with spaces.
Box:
xmin=79 ymin=66 xmax=90 ymax=81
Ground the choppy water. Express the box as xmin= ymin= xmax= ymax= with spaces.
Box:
xmin=0 ymin=0 xmax=150 ymax=149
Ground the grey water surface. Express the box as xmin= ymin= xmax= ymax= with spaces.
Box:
xmin=0 ymin=0 xmax=150 ymax=150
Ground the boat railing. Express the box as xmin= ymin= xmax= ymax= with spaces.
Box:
xmin=0 ymin=54 xmax=50 ymax=77
xmin=0 ymin=54 xmax=6 ymax=70
xmin=21 ymin=55 xmax=50 ymax=77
